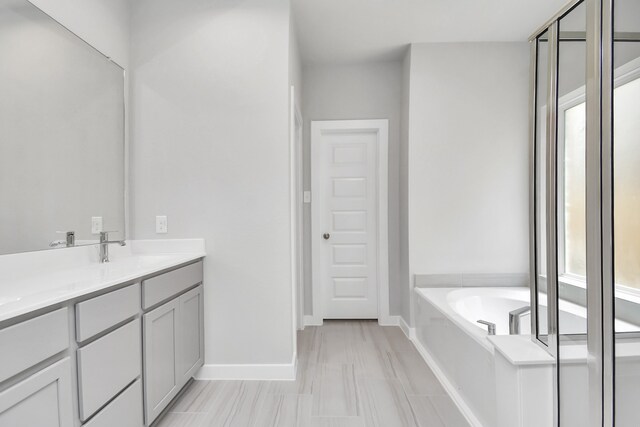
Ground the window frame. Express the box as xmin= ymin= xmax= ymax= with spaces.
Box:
xmin=554 ymin=56 xmax=640 ymax=300
xmin=557 ymin=87 xmax=587 ymax=280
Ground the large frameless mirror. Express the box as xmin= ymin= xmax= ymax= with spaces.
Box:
xmin=0 ymin=0 xmax=125 ymax=255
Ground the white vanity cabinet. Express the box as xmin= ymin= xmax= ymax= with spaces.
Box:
xmin=0 ymin=258 xmax=204 ymax=427
xmin=143 ymin=283 xmax=204 ymax=424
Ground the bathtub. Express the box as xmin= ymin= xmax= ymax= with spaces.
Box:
xmin=418 ymin=286 xmax=638 ymax=343
xmin=413 ymin=286 xmax=640 ymax=427
xmin=424 ymin=287 xmax=533 ymax=342
xmin=413 ymin=287 xmax=506 ymax=426
xmin=413 ymin=286 xmax=549 ymax=427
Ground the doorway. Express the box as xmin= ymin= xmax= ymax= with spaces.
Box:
xmin=310 ymin=119 xmax=389 ymax=322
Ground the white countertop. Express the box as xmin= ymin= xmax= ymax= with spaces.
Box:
xmin=488 ymin=335 xmax=555 ymax=365
xmin=0 ymin=239 xmax=206 ymax=324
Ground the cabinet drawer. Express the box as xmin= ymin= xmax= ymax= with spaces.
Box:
xmin=0 ymin=308 xmax=69 ymax=383
xmin=142 ymin=261 xmax=203 ymax=309
xmin=76 ymin=283 xmax=141 ymax=342
xmin=83 ymin=379 xmax=143 ymax=427
xmin=0 ymin=358 xmax=73 ymax=427
xmin=77 ymin=319 xmax=141 ymax=421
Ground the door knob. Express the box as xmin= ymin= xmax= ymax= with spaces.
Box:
xmin=323 ymin=233 xmax=330 ymax=240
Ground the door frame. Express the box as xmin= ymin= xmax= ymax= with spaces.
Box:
xmin=310 ymin=119 xmax=390 ymax=325
xmin=290 ymin=86 xmax=304 ymax=333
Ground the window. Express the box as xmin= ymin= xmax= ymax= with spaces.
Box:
xmin=559 ymin=63 xmax=640 ymax=291
xmin=560 ymin=101 xmax=586 ymax=279
xmin=613 ymin=74 xmax=640 ymax=290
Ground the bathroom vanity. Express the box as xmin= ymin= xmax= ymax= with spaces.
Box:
xmin=0 ymin=241 xmax=206 ymax=427
xmin=0 ymin=2 xmax=206 ymax=425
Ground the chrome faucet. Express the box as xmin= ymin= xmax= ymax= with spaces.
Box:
xmin=99 ymin=231 xmax=126 ymax=263
xmin=509 ymin=306 xmax=531 ymax=335
xmin=477 ymin=320 xmax=496 ymax=335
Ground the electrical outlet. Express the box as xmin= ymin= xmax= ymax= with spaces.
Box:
xmin=156 ymin=216 xmax=168 ymax=234
xmin=91 ymin=217 xmax=103 ymax=234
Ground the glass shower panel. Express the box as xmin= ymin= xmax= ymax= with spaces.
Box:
xmin=536 ymin=30 xmax=549 ymax=341
xmin=556 ymin=2 xmax=589 ymax=426
xmin=613 ymin=1 xmax=640 ymax=424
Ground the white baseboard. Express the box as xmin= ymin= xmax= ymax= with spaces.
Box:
xmin=195 ymin=353 xmax=298 ymax=381
xmin=398 ymin=316 xmax=416 ymax=341
xmin=378 ymin=315 xmax=399 ymax=326
xmin=304 ymin=315 xmax=323 ymax=327
xmin=305 ymin=315 xmax=399 ymax=327
xmin=305 ymin=315 xmax=402 ymax=328
xmin=410 ymin=336 xmax=483 ymax=427
xmin=380 ymin=316 xmax=415 ymax=342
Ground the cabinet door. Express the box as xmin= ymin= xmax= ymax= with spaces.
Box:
xmin=143 ymin=299 xmax=179 ymax=425
xmin=77 ymin=319 xmax=141 ymax=421
xmin=0 ymin=358 xmax=73 ymax=427
xmin=178 ymin=285 xmax=204 ymax=386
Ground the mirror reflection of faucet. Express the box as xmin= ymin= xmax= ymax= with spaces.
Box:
xmin=49 ymin=231 xmax=75 ymax=248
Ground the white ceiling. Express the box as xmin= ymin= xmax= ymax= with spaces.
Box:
xmin=292 ymin=0 xmax=568 ymax=64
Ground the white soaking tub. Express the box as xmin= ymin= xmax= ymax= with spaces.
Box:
xmin=413 ymin=286 xmax=640 ymax=427
xmin=439 ymin=287 xmax=533 ymax=337
xmin=425 ymin=286 xmax=637 ymax=339
xmin=413 ymin=286 xmax=550 ymax=427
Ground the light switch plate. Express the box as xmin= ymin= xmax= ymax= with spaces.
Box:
xmin=156 ymin=216 xmax=168 ymax=234
xmin=91 ymin=217 xmax=103 ymax=234
xmin=303 ymin=191 xmax=311 ymax=204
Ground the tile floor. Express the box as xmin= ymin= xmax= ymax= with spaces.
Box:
xmin=157 ymin=320 xmax=470 ymax=427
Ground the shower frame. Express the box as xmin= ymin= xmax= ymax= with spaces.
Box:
xmin=528 ymin=0 xmax=616 ymax=425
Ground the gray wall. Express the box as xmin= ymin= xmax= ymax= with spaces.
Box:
xmin=130 ymin=0 xmax=295 ymax=365
xmin=301 ymin=61 xmax=403 ymax=317
xmin=407 ymin=43 xmax=530 ymax=281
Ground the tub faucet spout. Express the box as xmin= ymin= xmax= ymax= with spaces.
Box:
xmin=509 ymin=306 xmax=531 ymax=335
xmin=477 ymin=320 xmax=496 ymax=335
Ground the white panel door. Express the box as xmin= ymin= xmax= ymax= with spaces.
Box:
xmin=312 ymin=120 xmax=386 ymax=319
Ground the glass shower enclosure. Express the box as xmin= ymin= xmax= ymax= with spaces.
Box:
xmin=529 ymin=0 xmax=640 ymax=425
